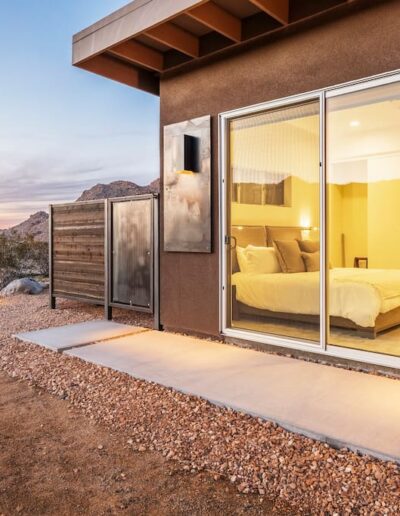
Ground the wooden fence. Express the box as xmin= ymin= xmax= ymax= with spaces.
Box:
xmin=48 ymin=195 xmax=160 ymax=329
xmin=49 ymin=200 xmax=105 ymax=304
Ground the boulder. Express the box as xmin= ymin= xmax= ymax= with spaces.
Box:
xmin=0 ymin=278 xmax=46 ymax=297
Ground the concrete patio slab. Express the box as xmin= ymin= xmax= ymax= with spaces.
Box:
xmin=66 ymin=330 xmax=400 ymax=462
xmin=15 ymin=321 xmax=146 ymax=352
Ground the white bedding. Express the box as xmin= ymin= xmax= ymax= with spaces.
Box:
xmin=232 ymin=268 xmax=400 ymax=327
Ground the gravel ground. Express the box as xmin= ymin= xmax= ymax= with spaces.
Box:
xmin=1 ymin=294 xmax=400 ymax=514
xmin=1 ymin=371 xmax=284 ymax=515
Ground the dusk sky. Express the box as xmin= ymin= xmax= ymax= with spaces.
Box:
xmin=0 ymin=1 xmax=160 ymax=229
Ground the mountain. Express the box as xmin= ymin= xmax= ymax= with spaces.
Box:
xmin=1 ymin=211 xmax=49 ymax=242
xmin=76 ymin=179 xmax=159 ymax=202
xmin=1 ymin=179 xmax=160 ymax=242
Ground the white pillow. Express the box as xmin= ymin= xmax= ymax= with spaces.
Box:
xmin=236 ymin=246 xmax=248 ymax=273
xmin=237 ymin=245 xmax=281 ymax=274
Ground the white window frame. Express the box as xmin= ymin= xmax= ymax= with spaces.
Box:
xmin=219 ymin=69 xmax=400 ymax=369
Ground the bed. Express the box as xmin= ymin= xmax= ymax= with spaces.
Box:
xmin=230 ymin=225 xmax=400 ymax=339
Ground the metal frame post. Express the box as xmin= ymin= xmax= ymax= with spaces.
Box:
xmin=48 ymin=204 xmax=56 ymax=309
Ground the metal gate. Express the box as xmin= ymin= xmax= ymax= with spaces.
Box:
xmin=49 ymin=194 xmax=159 ymax=329
xmin=106 ymin=195 xmax=159 ymax=328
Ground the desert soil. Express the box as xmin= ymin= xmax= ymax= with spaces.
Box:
xmin=0 ymin=295 xmax=289 ymax=515
xmin=0 ymin=372 xmax=282 ymax=516
xmin=1 ymin=293 xmax=399 ymax=515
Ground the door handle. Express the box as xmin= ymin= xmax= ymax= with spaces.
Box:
xmin=224 ymin=235 xmax=237 ymax=250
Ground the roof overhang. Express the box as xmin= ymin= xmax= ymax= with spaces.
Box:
xmin=72 ymin=0 xmax=375 ymax=96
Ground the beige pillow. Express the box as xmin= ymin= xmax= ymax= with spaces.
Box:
xmin=273 ymin=240 xmax=305 ymax=273
xmin=301 ymin=251 xmax=320 ymax=272
xmin=297 ymin=239 xmax=319 ymax=253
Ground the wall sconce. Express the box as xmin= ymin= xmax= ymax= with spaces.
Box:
xmin=176 ymin=134 xmax=200 ymax=175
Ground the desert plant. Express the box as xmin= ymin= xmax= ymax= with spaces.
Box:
xmin=0 ymin=233 xmax=49 ymax=278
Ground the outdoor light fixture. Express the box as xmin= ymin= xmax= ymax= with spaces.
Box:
xmin=176 ymin=134 xmax=200 ymax=174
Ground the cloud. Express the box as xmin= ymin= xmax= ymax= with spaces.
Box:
xmin=0 ymin=134 xmax=159 ymax=227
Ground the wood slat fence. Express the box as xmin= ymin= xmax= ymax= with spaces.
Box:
xmin=50 ymin=200 xmax=106 ymax=303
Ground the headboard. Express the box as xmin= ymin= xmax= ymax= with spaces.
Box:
xmin=230 ymin=225 xmax=304 ymax=273
xmin=265 ymin=225 xmax=302 ymax=247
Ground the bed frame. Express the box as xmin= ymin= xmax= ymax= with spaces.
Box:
xmin=232 ymin=285 xmax=400 ymax=339
xmin=229 ymin=224 xmax=400 ymax=339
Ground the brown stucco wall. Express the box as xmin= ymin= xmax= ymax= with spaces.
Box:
xmin=159 ymin=0 xmax=400 ymax=337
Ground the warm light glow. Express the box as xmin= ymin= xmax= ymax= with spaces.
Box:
xmin=300 ymin=214 xmax=311 ymax=228
xmin=176 ymin=169 xmax=196 ymax=175
xmin=349 ymin=120 xmax=360 ymax=128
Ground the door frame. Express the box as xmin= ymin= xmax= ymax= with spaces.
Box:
xmin=218 ymin=69 xmax=400 ymax=368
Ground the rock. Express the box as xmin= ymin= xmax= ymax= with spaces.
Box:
xmin=0 ymin=278 xmax=45 ymax=297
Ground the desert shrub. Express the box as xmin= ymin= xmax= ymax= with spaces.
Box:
xmin=0 ymin=233 xmax=49 ymax=277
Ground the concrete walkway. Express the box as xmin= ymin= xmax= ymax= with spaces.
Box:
xmin=15 ymin=321 xmax=145 ymax=352
xmin=63 ymin=330 xmax=400 ymax=463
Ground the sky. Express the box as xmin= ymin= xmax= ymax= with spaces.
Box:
xmin=0 ymin=0 xmax=160 ymax=229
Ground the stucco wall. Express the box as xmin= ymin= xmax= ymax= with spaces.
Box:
xmin=159 ymin=0 xmax=400 ymax=337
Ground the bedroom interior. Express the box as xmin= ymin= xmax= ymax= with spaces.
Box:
xmin=227 ymin=80 xmax=400 ymax=358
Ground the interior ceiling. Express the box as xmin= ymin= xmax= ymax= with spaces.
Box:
xmin=74 ymin=0 xmax=362 ymax=94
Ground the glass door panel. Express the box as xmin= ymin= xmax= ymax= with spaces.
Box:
xmin=327 ymin=81 xmax=400 ymax=356
xmin=226 ymin=99 xmax=321 ymax=343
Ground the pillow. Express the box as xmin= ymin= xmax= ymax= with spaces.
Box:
xmin=297 ymin=239 xmax=319 ymax=253
xmin=301 ymin=251 xmax=320 ymax=272
xmin=244 ymin=246 xmax=281 ymax=274
xmin=273 ymin=240 xmax=306 ymax=273
xmin=236 ymin=245 xmax=281 ymax=274
xmin=236 ymin=246 xmax=248 ymax=273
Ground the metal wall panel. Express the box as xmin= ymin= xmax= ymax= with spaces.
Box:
xmin=163 ymin=115 xmax=211 ymax=252
xmin=111 ymin=198 xmax=153 ymax=309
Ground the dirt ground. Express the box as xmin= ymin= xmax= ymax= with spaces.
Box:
xmin=0 ymin=372 xmax=289 ymax=516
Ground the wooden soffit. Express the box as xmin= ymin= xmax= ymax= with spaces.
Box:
xmin=72 ymin=0 xmax=371 ymax=95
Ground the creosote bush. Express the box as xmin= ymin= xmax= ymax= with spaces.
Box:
xmin=0 ymin=233 xmax=48 ymax=287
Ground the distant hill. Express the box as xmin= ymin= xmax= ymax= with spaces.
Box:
xmin=77 ymin=179 xmax=159 ymax=201
xmin=1 ymin=179 xmax=160 ymax=242
xmin=1 ymin=211 xmax=49 ymax=242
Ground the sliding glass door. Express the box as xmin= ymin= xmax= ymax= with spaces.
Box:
xmin=223 ymin=97 xmax=322 ymax=345
xmin=327 ymin=80 xmax=400 ymax=357
xmin=221 ymin=71 xmax=400 ymax=366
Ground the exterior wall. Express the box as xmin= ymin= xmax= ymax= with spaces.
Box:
xmin=159 ymin=0 xmax=400 ymax=337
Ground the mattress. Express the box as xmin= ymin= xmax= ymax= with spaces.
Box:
xmin=232 ymin=268 xmax=400 ymax=328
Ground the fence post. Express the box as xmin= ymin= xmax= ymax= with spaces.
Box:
xmin=48 ymin=204 xmax=56 ymax=309
xmin=104 ymin=199 xmax=112 ymax=320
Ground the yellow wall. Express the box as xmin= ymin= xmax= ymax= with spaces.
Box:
xmin=342 ymin=183 xmax=368 ymax=267
xmin=368 ymin=179 xmax=400 ymax=268
xmin=230 ymin=114 xmax=320 ymax=237
xmin=232 ymin=177 xmax=319 ymax=232
xmin=328 ymin=161 xmax=400 ymax=269
xmin=328 ymin=184 xmax=343 ymax=267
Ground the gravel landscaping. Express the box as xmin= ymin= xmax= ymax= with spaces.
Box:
xmin=1 ymin=294 xmax=400 ymax=514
